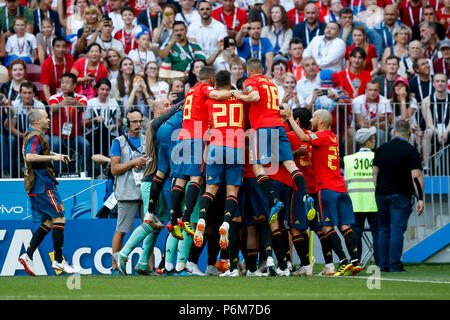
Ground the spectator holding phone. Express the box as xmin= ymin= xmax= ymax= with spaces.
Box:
xmin=75 ymin=4 xmax=103 ymax=56
xmin=126 ymin=74 xmax=154 ymax=131
xmin=70 ymin=43 xmax=109 ymax=100
xmin=279 ymin=72 xmax=305 ymax=109
xmin=167 ymin=78 xmax=186 ymax=106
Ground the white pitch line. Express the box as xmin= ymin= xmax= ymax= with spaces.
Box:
xmin=317 ymin=275 xmax=450 ymax=285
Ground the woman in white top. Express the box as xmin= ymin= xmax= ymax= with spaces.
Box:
xmin=0 ymin=59 xmax=27 ymax=103
xmin=128 ymin=31 xmax=156 ymax=75
xmin=110 ymin=56 xmax=135 ymax=106
xmin=66 ymin=0 xmax=87 ymax=36
xmin=84 ymin=78 xmax=121 ymax=155
xmin=279 ymin=72 xmax=306 ymax=110
xmin=144 ymin=61 xmax=169 ymax=99
xmin=261 ymin=5 xmax=293 ymax=56
xmin=104 ymin=48 xmax=121 ymax=81
xmin=213 ymin=36 xmax=242 ymax=71
xmin=381 ymin=25 xmax=412 ymax=75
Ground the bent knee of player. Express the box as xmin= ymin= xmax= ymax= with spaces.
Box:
xmin=232 ymin=216 xmax=242 ymax=223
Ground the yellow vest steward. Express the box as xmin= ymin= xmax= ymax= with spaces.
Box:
xmin=343 ymin=150 xmax=378 ymax=213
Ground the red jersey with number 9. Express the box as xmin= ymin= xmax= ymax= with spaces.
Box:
xmin=244 ymin=74 xmax=285 ymax=129
xmin=307 ymin=130 xmax=347 ymax=193
xmin=206 ymin=96 xmax=247 ymax=148
xmin=178 ymin=81 xmax=215 ymax=140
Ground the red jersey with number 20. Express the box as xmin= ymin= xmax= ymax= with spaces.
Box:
xmin=244 ymin=74 xmax=284 ymax=129
xmin=206 ymin=96 xmax=246 ymax=148
xmin=179 ymin=81 xmax=215 ymax=140
xmin=307 ymin=130 xmax=347 ymax=193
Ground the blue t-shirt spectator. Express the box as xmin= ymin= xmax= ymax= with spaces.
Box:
xmin=237 ymin=37 xmax=274 ymax=72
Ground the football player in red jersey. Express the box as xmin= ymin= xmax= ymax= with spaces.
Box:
xmin=165 ymin=66 xmax=231 ymax=240
xmin=231 ymin=58 xmax=316 ymax=262
xmin=288 ymin=108 xmax=362 ymax=277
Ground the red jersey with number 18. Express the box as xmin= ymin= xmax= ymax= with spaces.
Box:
xmin=307 ymin=130 xmax=347 ymax=193
xmin=206 ymin=96 xmax=247 ymax=148
xmin=178 ymin=81 xmax=215 ymax=140
xmin=244 ymin=74 xmax=285 ymax=129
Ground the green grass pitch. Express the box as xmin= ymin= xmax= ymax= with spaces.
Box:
xmin=1 ymin=264 xmax=449 ymax=300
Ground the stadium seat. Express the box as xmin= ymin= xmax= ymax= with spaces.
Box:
xmin=26 ymin=64 xmax=43 ymax=92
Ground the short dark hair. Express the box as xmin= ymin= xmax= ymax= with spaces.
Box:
xmin=350 ymin=46 xmax=367 ymax=60
xmin=413 ymin=56 xmax=428 ymax=72
xmin=289 ymin=37 xmax=303 ymax=48
xmin=395 ymin=120 xmax=410 ymax=135
xmin=293 ymin=107 xmax=311 ymax=130
xmin=339 ymin=7 xmax=354 ymax=17
xmin=386 ymin=55 xmax=400 ymax=64
xmin=95 ymin=78 xmax=112 ymax=89
xmin=173 ymin=21 xmax=187 ymax=29
xmin=120 ymin=6 xmax=134 ymax=15
xmin=215 ymin=70 xmax=231 ymax=88
xmin=62 ymin=72 xmax=77 ymax=84
xmin=20 ymin=81 xmax=34 ymax=92
xmin=86 ymin=42 xmax=102 ymax=53
xmin=236 ymin=77 xmax=247 ymax=90
xmin=52 ymin=35 xmax=67 ymax=47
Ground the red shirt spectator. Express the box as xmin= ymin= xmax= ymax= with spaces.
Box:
xmin=70 ymin=56 xmax=109 ymax=98
xmin=212 ymin=2 xmax=247 ymax=32
xmin=345 ymin=43 xmax=378 ymax=73
xmin=48 ymin=92 xmax=87 ymax=139
xmin=334 ymin=68 xmax=371 ymax=99
xmin=40 ymin=53 xmax=74 ymax=102
xmin=287 ymin=8 xmax=304 ymax=28
xmin=399 ymin=0 xmax=424 ymax=29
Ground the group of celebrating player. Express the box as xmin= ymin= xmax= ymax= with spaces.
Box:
xmin=113 ymin=57 xmax=363 ymax=278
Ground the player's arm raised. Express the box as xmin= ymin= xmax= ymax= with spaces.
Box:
xmin=209 ymin=89 xmax=232 ymax=100
xmin=286 ymin=106 xmax=311 ymax=143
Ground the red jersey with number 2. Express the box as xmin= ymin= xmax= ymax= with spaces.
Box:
xmin=179 ymin=81 xmax=215 ymax=140
xmin=244 ymin=74 xmax=284 ymax=129
xmin=307 ymin=130 xmax=347 ymax=193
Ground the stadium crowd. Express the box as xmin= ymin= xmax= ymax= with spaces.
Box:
xmin=1 ymin=0 xmax=445 ymax=276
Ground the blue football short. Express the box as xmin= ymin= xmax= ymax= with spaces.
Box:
xmin=317 ymin=189 xmax=355 ymax=227
xmin=170 ymin=138 xmax=206 ymax=179
xmin=237 ymin=178 xmax=269 ymax=227
xmin=249 ymin=126 xmax=294 ymax=165
xmin=205 ymin=145 xmax=244 ymax=186
xmin=28 ymin=188 xmax=65 ymax=223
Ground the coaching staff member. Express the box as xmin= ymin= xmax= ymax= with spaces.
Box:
xmin=373 ymin=120 xmax=424 ymax=272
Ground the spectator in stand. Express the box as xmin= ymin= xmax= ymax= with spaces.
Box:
xmin=137 ymin=0 xmax=163 ymax=33
xmin=128 ymin=30 xmax=157 ymax=75
xmin=296 ymin=56 xmax=321 ymax=101
xmin=286 ymin=38 xmax=304 ymax=81
xmin=0 ymin=0 xmax=34 ymax=34
xmin=339 ymin=7 xmax=383 ymax=58
xmin=33 ymin=0 xmax=62 ymax=37
xmin=107 ymin=0 xmax=128 ymax=35
xmin=352 ymin=80 xmax=393 ymax=145
xmin=279 ymin=72 xmax=306 ymax=109
xmin=71 ymin=43 xmax=109 ymax=100
xmin=323 ymin=0 xmax=342 ymax=24
xmin=104 ymin=48 xmax=122 ymax=81
xmin=380 ymin=24 xmax=412 ymax=75
xmin=84 ymin=78 xmax=121 ymax=156
xmin=144 ymin=61 xmax=169 ymax=99
xmin=272 ymin=56 xmax=288 ymax=92
xmin=75 ymin=4 xmax=103 ymax=56
xmin=345 ymin=26 xmax=379 ymax=77
xmin=1 ymin=58 xmax=27 ymax=102
xmin=437 ymin=0 xmax=450 ymax=38
xmin=175 ymin=0 xmax=200 ymax=28
xmin=374 ymin=55 xmax=400 ymax=99
xmin=212 ymin=0 xmax=247 ymax=37
xmin=126 ymin=74 xmax=154 ymax=128
xmin=113 ymin=6 xmax=140 ymax=56
xmin=335 ymin=47 xmax=372 ymax=100
xmin=36 ymin=17 xmax=56 ymax=66
xmin=419 ymin=21 xmax=441 ymax=63
xmin=236 ymin=19 xmax=275 ymax=75
xmin=230 ymin=57 xmax=245 ymax=88
xmin=302 ymin=21 xmax=346 ymax=72
xmin=110 ymin=56 xmax=135 ymax=105
xmin=409 ymin=56 xmax=434 ymax=104
xmin=88 ymin=15 xmax=125 ymax=59
xmin=287 ymin=0 xmax=307 ymax=28
xmin=398 ymin=0 xmax=424 ymax=29
xmin=7 ymin=82 xmax=45 ymax=177
xmin=40 ymin=36 xmax=74 ymax=103
xmin=433 ymin=39 xmax=450 ymax=79
xmin=66 ymin=0 xmax=88 ymax=42
xmin=167 ymin=78 xmax=186 ymax=106
xmin=374 ymin=5 xmax=405 ymax=54
xmin=292 ymin=3 xmax=326 ymax=49
xmin=412 ymin=5 xmax=446 ymax=41
xmin=160 ymin=21 xmax=208 ymax=73
xmin=390 ymin=77 xmax=419 ymax=145
xmin=261 ymin=5 xmax=293 ymax=57
xmin=1 ymin=16 xmax=38 ymax=66
xmin=187 ymin=0 xmax=228 ymax=58
xmin=213 ymin=36 xmax=242 ymax=72
xmin=186 ymin=59 xmax=207 ymax=90
xmin=354 ymin=0 xmax=383 ymax=29
xmin=48 ymin=72 xmax=90 ymax=174
xmin=401 ymin=40 xmax=428 ymax=80
xmin=421 ymin=73 xmax=450 ymax=172
xmin=153 ymin=4 xmax=177 ymax=50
